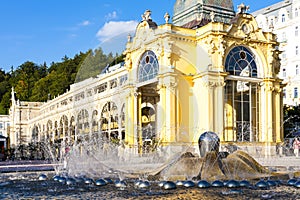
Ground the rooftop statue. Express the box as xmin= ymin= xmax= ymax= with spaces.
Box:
xmin=142 ymin=10 xmax=152 ymax=21
xmin=237 ymin=3 xmax=250 ymax=14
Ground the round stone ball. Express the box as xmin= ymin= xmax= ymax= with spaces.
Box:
xmin=197 ymin=180 xmax=211 ymax=188
xmin=158 ymin=181 xmax=166 ymax=187
xmin=138 ymin=181 xmax=150 ymax=188
xmin=211 ymin=180 xmax=224 ymax=187
xmin=239 ymin=180 xmax=251 ymax=187
xmin=294 ymin=180 xmax=300 ymax=188
xmin=38 ymin=174 xmax=47 ymax=181
xmin=226 ymin=180 xmax=240 ymax=188
xmin=163 ymin=181 xmax=177 ymax=190
xmin=287 ymin=178 xmax=298 ymax=186
xmin=95 ymin=179 xmax=107 ymax=186
xmin=183 ymin=180 xmax=195 ymax=188
xmin=66 ymin=178 xmax=76 ymax=185
xmin=255 ymin=180 xmax=269 ymax=189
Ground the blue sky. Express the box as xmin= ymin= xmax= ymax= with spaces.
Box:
xmin=0 ymin=0 xmax=281 ymax=72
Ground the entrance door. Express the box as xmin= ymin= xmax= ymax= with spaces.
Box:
xmin=139 ymin=84 xmax=159 ymax=153
xmin=224 ymin=80 xmax=259 ymax=142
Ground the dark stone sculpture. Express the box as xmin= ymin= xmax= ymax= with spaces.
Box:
xmin=198 ymin=131 xmax=220 ymax=157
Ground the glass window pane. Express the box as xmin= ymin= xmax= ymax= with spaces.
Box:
xmin=138 ymin=51 xmax=159 ymax=82
xmin=225 ymin=46 xmax=257 ymax=77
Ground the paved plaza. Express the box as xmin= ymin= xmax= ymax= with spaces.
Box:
xmin=254 ymin=156 xmax=300 ymax=171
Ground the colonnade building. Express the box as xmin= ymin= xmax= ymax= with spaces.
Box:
xmin=9 ymin=1 xmax=284 ymax=157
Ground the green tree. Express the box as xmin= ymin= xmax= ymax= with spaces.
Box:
xmin=75 ymin=48 xmax=115 ymax=82
xmin=12 ymin=61 xmax=46 ymax=100
xmin=30 ymin=77 xmax=51 ymax=102
xmin=1 ymin=47 xmax=122 ymax=111
xmin=0 ymin=91 xmax=12 ymax=114
xmin=0 ymin=69 xmax=11 ymax=114
xmin=283 ymin=105 xmax=300 ymax=138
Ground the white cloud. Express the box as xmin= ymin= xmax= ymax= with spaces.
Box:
xmin=69 ymin=34 xmax=77 ymax=38
xmin=105 ymin=11 xmax=118 ymax=20
xmin=96 ymin=20 xmax=138 ymax=42
xmin=79 ymin=20 xmax=91 ymax=26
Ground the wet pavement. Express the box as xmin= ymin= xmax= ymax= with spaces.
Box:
xmin=0 ymin=172 xmax=300 ymax=200
xmin=1 ymin=159 xmax=300 ymax=199
xmin=0 ymin=160 xmax=58 ymax=173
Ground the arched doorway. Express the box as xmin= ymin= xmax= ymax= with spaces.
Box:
xmin=60 ymin=115 xmax=68 ymax=142
xmin=137 ymin=50 xmax=160 ymax=153
xmin=46 ymin=120 xmax=53 ymax=143
xmin=70 ymin=116 xmax=75 ymax=144
xmin=100 ymin=101 xmax=118 ymax=142
xmin=32 ymin=125 xmax=39 ymax=143
xmin=224 ymin=46 xmax=261 ymax=142
xmin=120 ymin=104 xmax=126 ymax=141
xmin=77 ymin=109 xmax=89 ymax=141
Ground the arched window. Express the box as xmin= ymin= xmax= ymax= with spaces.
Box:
xmin=224 ymin=46 xmax=260 ymax=142
xmin=46 ymin=120 xmax=52 ymax=141
xmin=77 ymin=109 xmax=89 ymax=135
xmin=282 ymin=14 xmax=285 ymax=22
xmin=54 ymin=121 xmax=58 ymax=140
xmin=92 ymin=110 xmax=98 ymax=133
xmin=59 ymin=115 xmax=68 ymax=140
xmin=138 ymin=51 xmax=159 ymax=82
xmin=121 ymin=104 xmax=125 ymax=128
xmin=70 ymin=116 xmax=75 ymax=143
xmin=225 ymin=46 xmax=257 ymax=77
xmin=282 ymin=32 xmax=286 ymax=41
xmin=101 ymin=102 xmax=119 ymax=141
xmin=32 ymin=125 xmax=39 ymax=142
xmin=295 ymin=8 xmax=298 ymax=17
xmin=296 ymin=26 xmax=298 ymax=37
xmin=294 ymin=87 xmax=298 ymax=98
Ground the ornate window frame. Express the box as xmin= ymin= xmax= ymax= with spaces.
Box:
xmin=138 ymin=51 xmax=159 ymax=83
xmin=225 ymin=46 xmax=257 ymax=77
xmin=224 ymin=46 xmax=260 ymax=142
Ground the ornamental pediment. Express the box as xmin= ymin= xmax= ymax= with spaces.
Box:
xmin=132 ymin=23 xmax=156 ymax=49
xmin=128 ymin=10 xmax=158 ymax=51
xmin=227 ymin=13 xmax=268 ymax=42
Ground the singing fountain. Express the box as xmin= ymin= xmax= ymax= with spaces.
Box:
xmin=1 ymin=131 xmax=300 ymax=199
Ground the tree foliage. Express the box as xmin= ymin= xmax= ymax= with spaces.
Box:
xmin=75 ymin=49 xmax=114 ymax=82
xmin=283 ymin=105 xmax=300 ymax=138
xmin=0 ymin=47 xmax=123 ymax=114
xmin=0 ymin=69 xmax=11 ymax=114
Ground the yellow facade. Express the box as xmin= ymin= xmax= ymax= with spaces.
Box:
xmin=122 ymin=10 xmax=283 ymax=156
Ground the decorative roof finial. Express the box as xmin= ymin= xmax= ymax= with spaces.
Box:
xmin=127 ymin=34 xmax=132 ymax=42
xmin=142 ymin=10 xmax=152 ymax=21
xmin=237 ymin=3 xmax=250 ymax=14
xmin=164 ymin=12 xmax=170 ymax=24
xmin=210 ymin=11 xmax=215 ymax=22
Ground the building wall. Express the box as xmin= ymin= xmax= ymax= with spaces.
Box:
xmin=253 ymin=0 xmax=300 ymax=106
xmin=0 ymin=115 xmax=10 ymax=138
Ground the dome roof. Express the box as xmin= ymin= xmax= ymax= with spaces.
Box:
xmin=174 ymin=0 xmax=234 ymax=13
xmin=173 ymin=0 xmax=235 ymax=28
xmin=203 ymin=0 xmax=234 ymax=9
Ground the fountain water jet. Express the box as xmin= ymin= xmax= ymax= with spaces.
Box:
xmin=42 ymin=130 xmax=298 ymax=192
xmin=145 ymin=132 xmax=287 ymax=182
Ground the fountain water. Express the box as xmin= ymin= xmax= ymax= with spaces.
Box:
xmin=1 ymin=131 xmax=300 ymax=199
